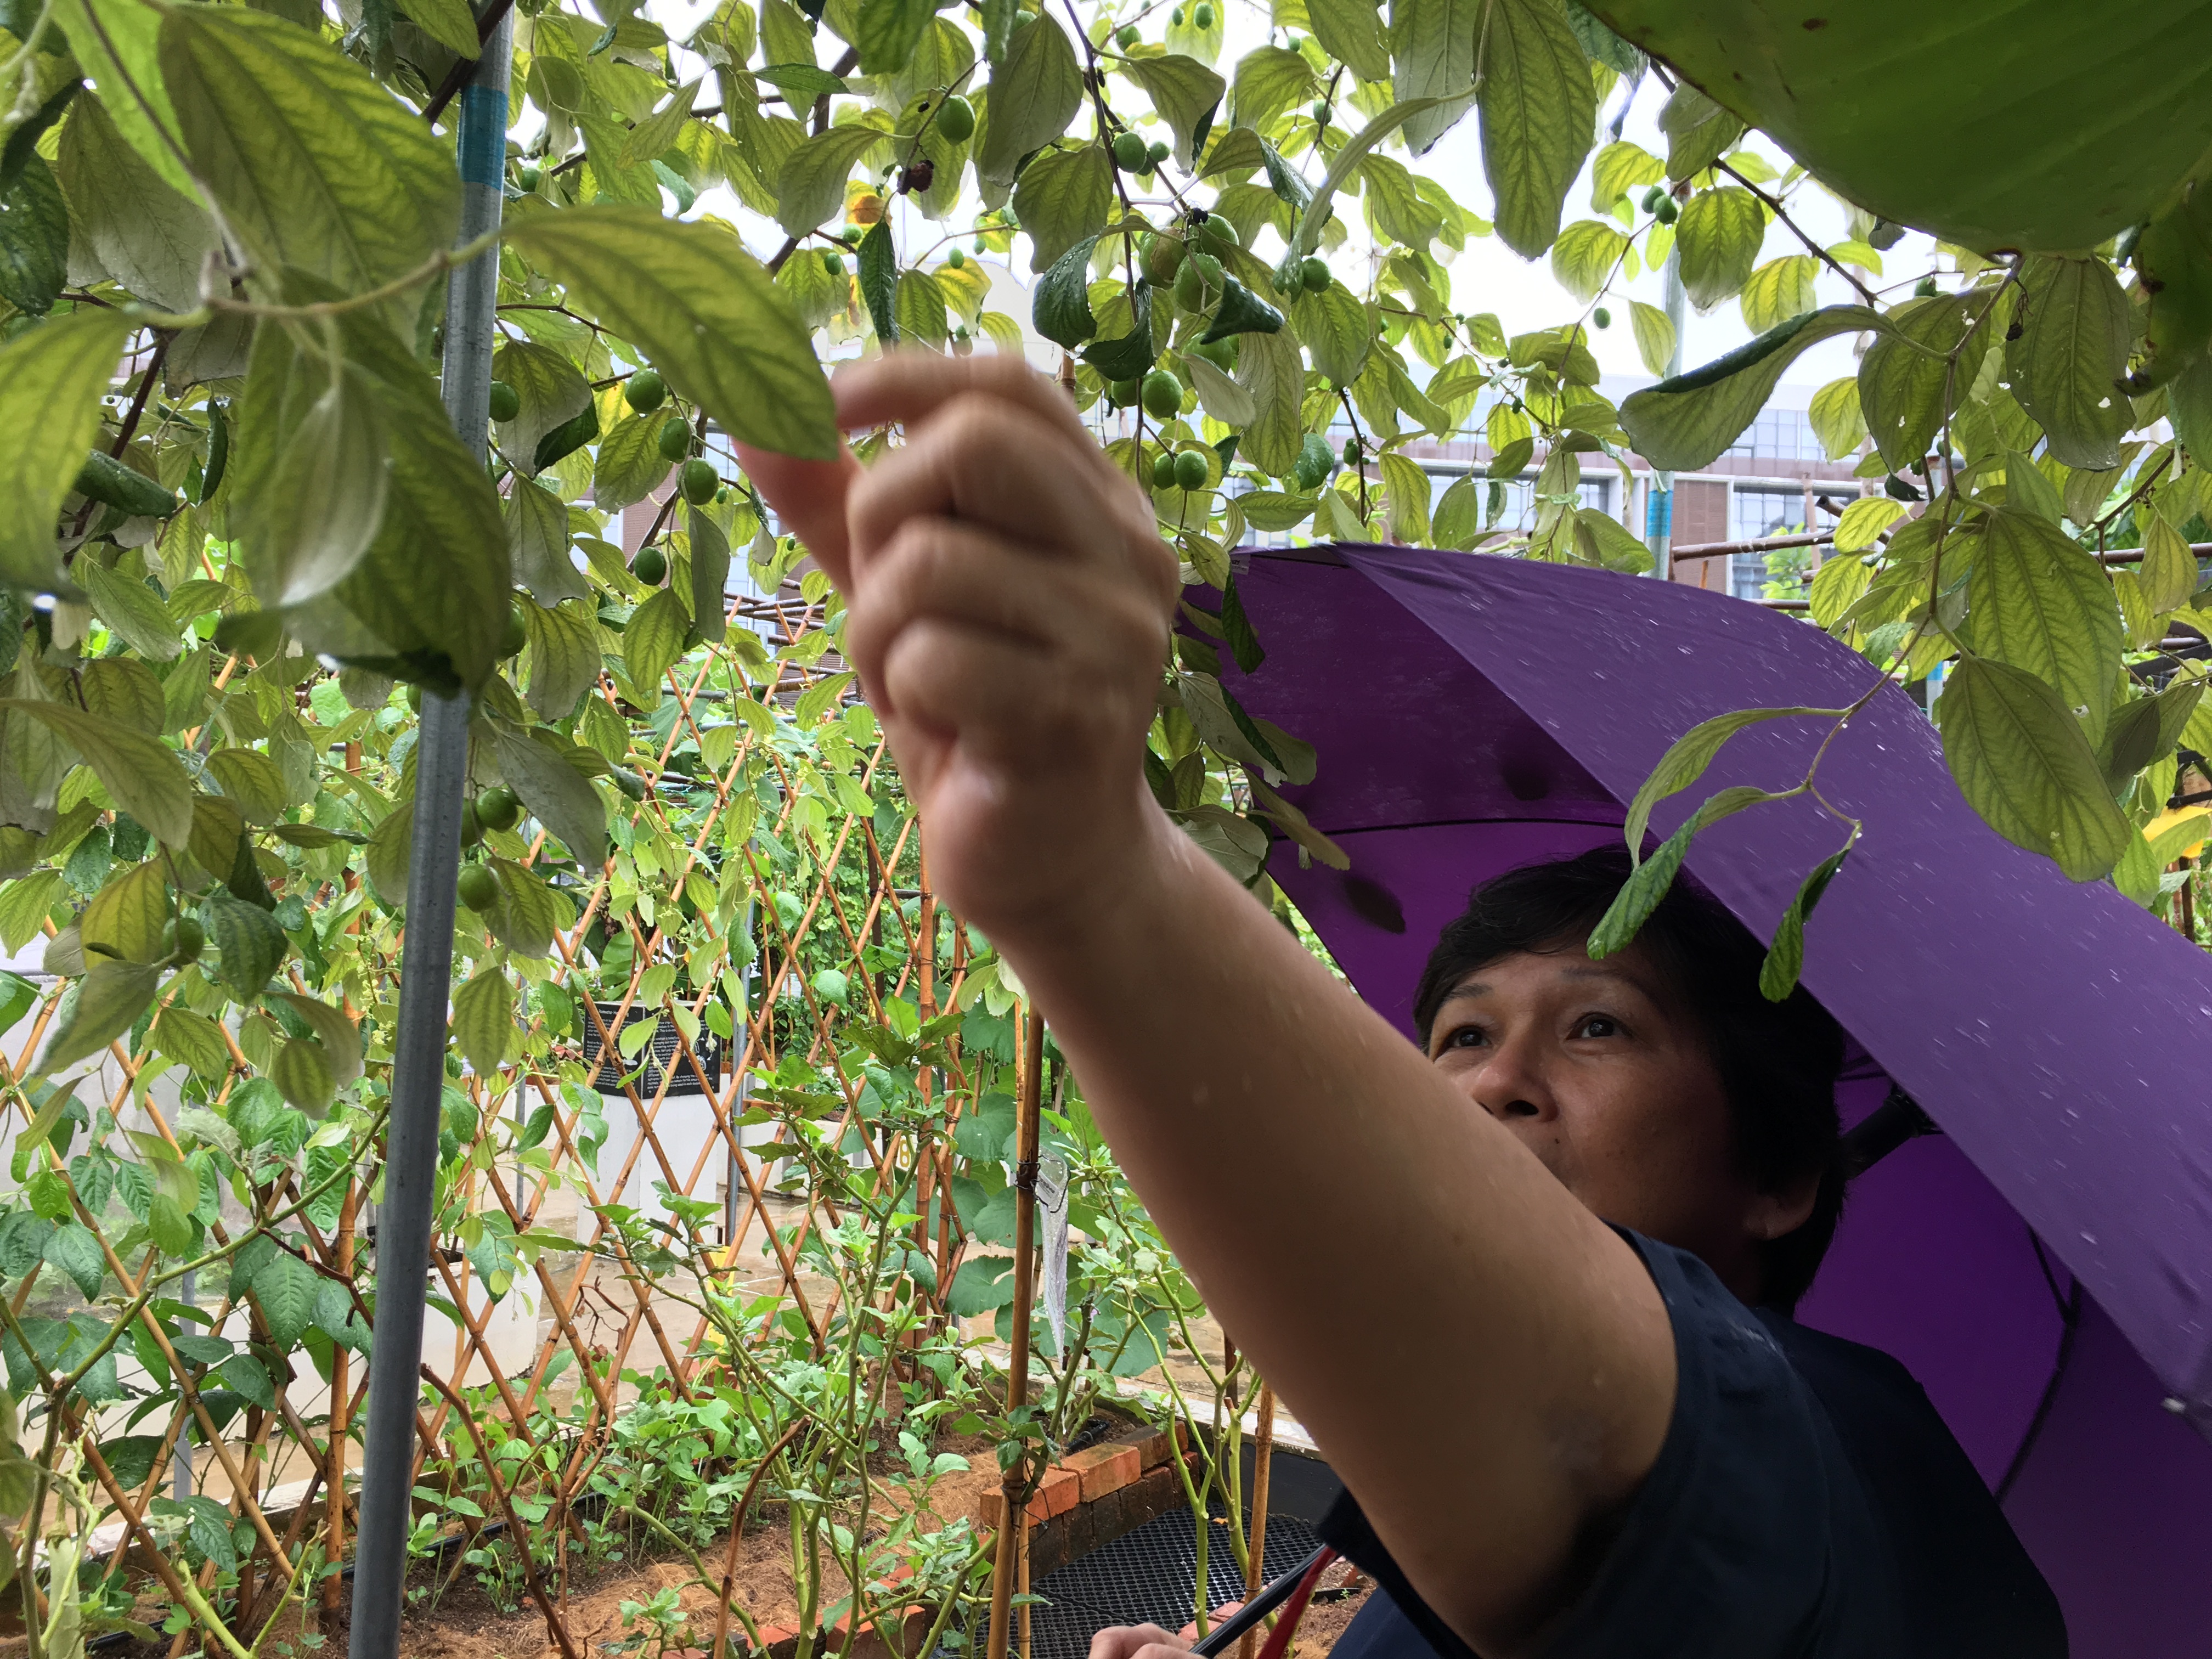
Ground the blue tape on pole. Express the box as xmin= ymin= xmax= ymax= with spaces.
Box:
xmin=459 ymin=83 xmax=506 ymax=190
xmin=1644 ymin=487 xmax=1673 ymax=540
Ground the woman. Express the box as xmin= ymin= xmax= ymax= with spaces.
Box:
xmin=737 ymin=356 xmax=2066 ymax=1656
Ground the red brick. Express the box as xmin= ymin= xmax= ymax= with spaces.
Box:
xmin=1036 ymin=1464 xmax=1081 ymax=1517
xmin=1062 ymin=1442 xmax=1140 ymax=1502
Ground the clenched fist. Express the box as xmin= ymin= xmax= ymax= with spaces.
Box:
xmin=737 ymin=354 xmax=1182 ymax=949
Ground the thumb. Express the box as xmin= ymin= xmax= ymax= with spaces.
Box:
xmin=733 ymin=441 xmax=861 ymax=589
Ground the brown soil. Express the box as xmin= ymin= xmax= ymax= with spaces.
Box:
xmin=1289 ymin=1581 xmax=1375 ymax=1658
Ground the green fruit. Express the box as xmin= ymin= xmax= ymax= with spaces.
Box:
xmin=1311 ymin=100 xmax=1330 ymax=125
xmin=1192 ymin=214 xmax=1240 ymax=259
xmin=407 ymin=684 xmax=423 ymax=714
xmin=476 ymin=787 xmax=521 ymax=833
xmin=953 ymin=325 xmax=973 ymax=357
xmin=1113 ymin=131 xmax=1149 ymax=172
xmin=458 ymin=865 xmax=500 ymax=912
xmin=1173 ymin=449 xmax=1209 ymax=491
xmin=1653 ymin=194 xmax=1678 ymax=224
xmin=1141 ymin=369 xmax=1184 ymax=421
xmin=487 ymin=380 xmax=520 ymax=422
xmin=1151 ymin=451 xmax=1179 ymax=488
xmin=500 ymin=605 xmax=528 ymax=658
xmin=947 ymin=245 xmax=966 ymax=269
xmin=1170 ymin=5 xmax=1183 ymax=24
xmin=1915 ymin=275 xmax=1939 ymax=297
xmin=459 ymin=799 xmax=484 ymax=849
xmin=811 ymin=968 xmax=849 ymax=1005
xmin=1109 ymin=376 xmax=1142 ymax=407
xmin=1342 ymin=437 xmax=1362 ymax=467
xmin=842 ymin=224 xmax=864 ymax=244
xmin=658 ymin=420 xmax=692 ymax=463
xmin=1593 ymin=305 xmax=1612 ymax=328
xmin=163 ymin=917 xmax=205 ymax=964
xmin=1116 ymin=24 xmax=1139 ymax=46
xmin=680 ymin=457 xmax=718 ymax=505
xmin=633 ymin=545 xmax=668 ymax=585
xmin=934 ymin=93 xmax=975 ymax=143
xmin=1193 ymin=1 xmax=1213 ymax=25
xmin=823 ymin=249 xmax=845 ymax=275
xmin=1641 ymin=184 xmax=1665 ymax=213
xmin=973 ymin=236 xmax=987 ymax=252
xmin=1142 ymin=232 xmax=1185 ymax=286
xmin=517 ymin=164 xmax=540 ymax=191
xmin=72 ymin=450 xmax=177 ymax=519
xmin=1191 ymin=336 xmax=1238 ymax=371
xmin=625 ymin=369 xmax=667 ymax=413
xmin=1174 ymin=251 xmax=1224 ymax=311
xmin=613 ymin=770 xmax=647 ymax=802
xmin=1300 ymin=257 xmax=1330 ymax=293
xmin=1148 ymin=139 xmax=1170 ymax=166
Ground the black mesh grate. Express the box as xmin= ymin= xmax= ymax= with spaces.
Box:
xmin=581 ymin=1000 xmax=725 ymax=1095
xmin=1020 ymin=1506 xmax=1325 ymax=1659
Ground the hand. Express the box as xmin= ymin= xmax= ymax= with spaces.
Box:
xmin=736 ymin=354 xmax=1181 ymax=947
xmin=1088 ymin=1623 xmax=1192 ymax=1659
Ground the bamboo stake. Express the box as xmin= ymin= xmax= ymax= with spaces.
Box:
xmin=1236 ymin=1384 xmax=1276 ymax=1659
xmin=986 ymin=1006 xmax=1046 ymax=1659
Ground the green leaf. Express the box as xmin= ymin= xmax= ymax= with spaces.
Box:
xmin=593 ymin=412 xmax=676 ymax=512
xmin=1859 ymin=292 xmax=1990 ymax=472
xmin=364 ymin=803 xmax=410 ymax=909
xmin=81 ymin=560 xmax=184 ymax=661
xmin=399 ymin=0 xmax=481 ymax=58
xmin=1291 ymin=279 xmax=1374 ymax=388
xmin=201 ymin=891 xmax=287 ymax=996
xmin=452 ymin=967 xmax=515 ymax=1077
xmin=1622 ymin=705 xmax=1838 ymax=855
xmin=271 ymin=992 xmax=360 ymax=1089
xmin=1199 ymin=278 xmax=1285 ymax=345
xmin=0 ymin=700 xmax=191 ymax=847
xmin=0 ymin=871 xmax=63 ymax=956
xmin=1657 ymin=82 xmax=1741 ymax=183
xmin=507 ymin=207 xmax=836 ymax=461
xmin=688 ymin=505 xmax=730 ymax=646
xmin=271 ymin=1035 xmax=333 ymax=1113
xmin=1589 ymin=783 xmax=1771 ymax=957
xmin=775 ymin=125 xmax=889 ymax=236
xmin=1306 ymin=0 xmax=1391 ymax=82
xmin=1082 ymin=282 xmax=1156 ymax=378
xmin=1379 ymin=451 xmax=1432 ymax=544
xmin=0 ymin=309 xmax=134 ymax=593
xmin=1550 ymin=219 xmax=1628 ymax=304
xmin=617 ymin=78 xmax=699 ymax=171
xmin=975 ymin=15 xmax=1084 ymax=189
xmin=1619 ymin=307 xmax=1880 ymax=473
xmin=2141 ymin=516 xmax=2200 ymax=616
xmin=506 ymin=477 xmax=589 ymax=607
xmin=38 ymin=958 xmax=160 ymax=1076
xmin=1627 ymin=298 xmax=1676 ymax=377
xmin=623 ymin=585 xmax=689 ymax=693
xmin=1233 ymin=325 xmax=1305 ymax=476
xmin=894 ymin=268 xmax=951 ymax=348
xmin=251 ymin=1249 xmax=319 ymax=1348
xmin=856 ymin=0 xmax=933 ymax=72
xmin=491 ymin=342 xmax=594 ymax=476
xmin=2007 ymin=256 xmax=2132 ymax=470
xmin=1939 ymin=654 xmax=2133 ymax=881
xmin=54 ymin=92 xmax=219 ymax=313
xmin=54 ymin=0 xmax=196 ymax=199
xmin=0 ymin=157 xmax=69 ymax=317
xmin=1472 ymin=0 xmax=1595 ymax=257
xmin=489 ymin=723 xmax=609 ymax=865
xmin=1675 ymin=186 xmax=1765 ymax=311
xmin=205 ymin=748 xmax=290 ymax=825
xmin=160 ymin=5 xmax=460 ymax=295
xmin=151 ymin=1006 xmax=230 ymax=1079
xmin=521 ymin=600 xmax=602 ymax=722
xmin=235 ymin=364 xmax=390 ymax=608
xmin=1739 ymin=255 xmax=1818 ymax=335
xmin=1808 ymin=376 xmax=1865 ymax=460
xmin=857 ymin=217 xmax=900 ymax=344
xmin=1758 ymin=837 xmax=1855 ymax=1001
xmin=215 ymin=1350 xmax=276 ymax=1409
xmin=1282 ymin=96 xmax=1447 ymax=272
xmin=81 ymin=861 xmax=167 ymax=964
xmin=1389 ymin=0 xmax=1477 ymax=157
xmin=1963 ymin=508 xmax=2124 ymax=744
xmin=1126 ymin=52 xmax=1226 ymax=171
xmin=1011 ymin=143 xmax=1112 ymax=273
xmin=43 ymin=1221 xmax=105 ymax=1300
xmin=1032 ymin=234 xmax=1099 ymax=348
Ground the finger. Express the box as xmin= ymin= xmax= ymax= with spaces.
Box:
xmin=731 ymin=442 xmax=861 ymax=589
xmin=843 ymin=518 xmax=1169 ymax=718
xmin=845 ymin=394 xmax=1160 ymax=582
xmin=833 ymin=350 xmax=1096 ymax=453
xmin=1090 ymin=1626 xmax=1189 ymax=1659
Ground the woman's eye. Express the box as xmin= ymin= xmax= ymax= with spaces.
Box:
xmin=1444 ymin=1026 xmax=1486 ymax=1051
xmin=1576 ymin=1015 xmax=1621 ymax=1039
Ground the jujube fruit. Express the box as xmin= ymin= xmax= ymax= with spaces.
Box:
xmin=1193 ymin=2 xmax=1213 ymax=25
xmin=1151 ymin=451 xmax=1179 ymax=488
xmin=476 ymin=787 xmax=521 ymax=833
xmin=459 ymin=799 xmax=483 ymax=848
xmin=163 ymin=917 xmax=205 ymax=964
xmin=658 ymin=420 xmax=692 ymax=463
xmin=500 ymin=605 xmax=528 ymax=658
xmin=680 ymin=457 xmax=718 ymax=504
xmin=1148 ymin=140 xmax=1169 ymax=166
xmin=1653 ymin=195 xmax=1678 ymax=224
xmin=633 ymin=545 xmax=668 ymax=585
xmin=1113 ymin=131 xmax=1149 ymax=171
xmin=947 ymin=245 xmax=965 ymax=268
xmin=1173 ymin=449 xmax=1209 ymax=491
xmin=487 ymin=380 xmax=520 ymax=422
xmin=1115 ymin=23 xmax=1139 ymax=46
xmin=1342 ymin=437 xmax=1362 ymax=467
xmin=1593 ymin=305 xmax=1612 ymax=328
xmin=1108 ymin=376 xmax=1142 ymax=406
xmin=823 ymin=249 xmax=845 ymax=275
xmin=458 ymin=865 xmax=500 ymax=912
xmin=1141 ymin=369 xmax=1184 ymax=420
xmin=1142 ymin=233 xmax=1185 ymax=285
xmin=625 ymin=369 xmax=667 ymax=412
xmin=1300 ymin=257 xmax=1330 ymax=293
xmin=1192 ymin=214 xmax=1239 ymax=258
xmin=934 ymin=94 xmax=975 ymax=143
xmin=1175 ymin=251 xmax=1224 ymax=311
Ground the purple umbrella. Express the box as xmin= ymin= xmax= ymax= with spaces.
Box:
xmin=1216 ymin=543 xmax=2212 ymax=1658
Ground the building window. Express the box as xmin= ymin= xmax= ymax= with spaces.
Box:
xmin=1729 ymin=488 xmax=1807 ymax=601
xmin=1723 ymin=408 xmax=1826 ymax=463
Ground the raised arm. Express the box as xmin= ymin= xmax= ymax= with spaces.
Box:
xmin=738 ymin=356 xmax=1674 ymax=1655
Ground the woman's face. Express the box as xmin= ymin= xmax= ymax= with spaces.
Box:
xmin=1423 ymin=938 xmax=1813 ymax=1303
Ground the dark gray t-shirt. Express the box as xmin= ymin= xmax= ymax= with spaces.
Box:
xmin=1318 ymin=1231 xmax=2067 ymax=1658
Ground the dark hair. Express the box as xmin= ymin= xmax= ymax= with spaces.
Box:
xmin=1412 ymin=844 xmax=1847 ymax=1312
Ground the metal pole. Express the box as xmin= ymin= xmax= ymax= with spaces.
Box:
xmin=1644 ymin=245 xmax=1687 ymax=577
xmin=347 ymin=15 xmax=511 ymax=1658
xmin=986 ymin=1008 xmax=1045 ymax=1659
